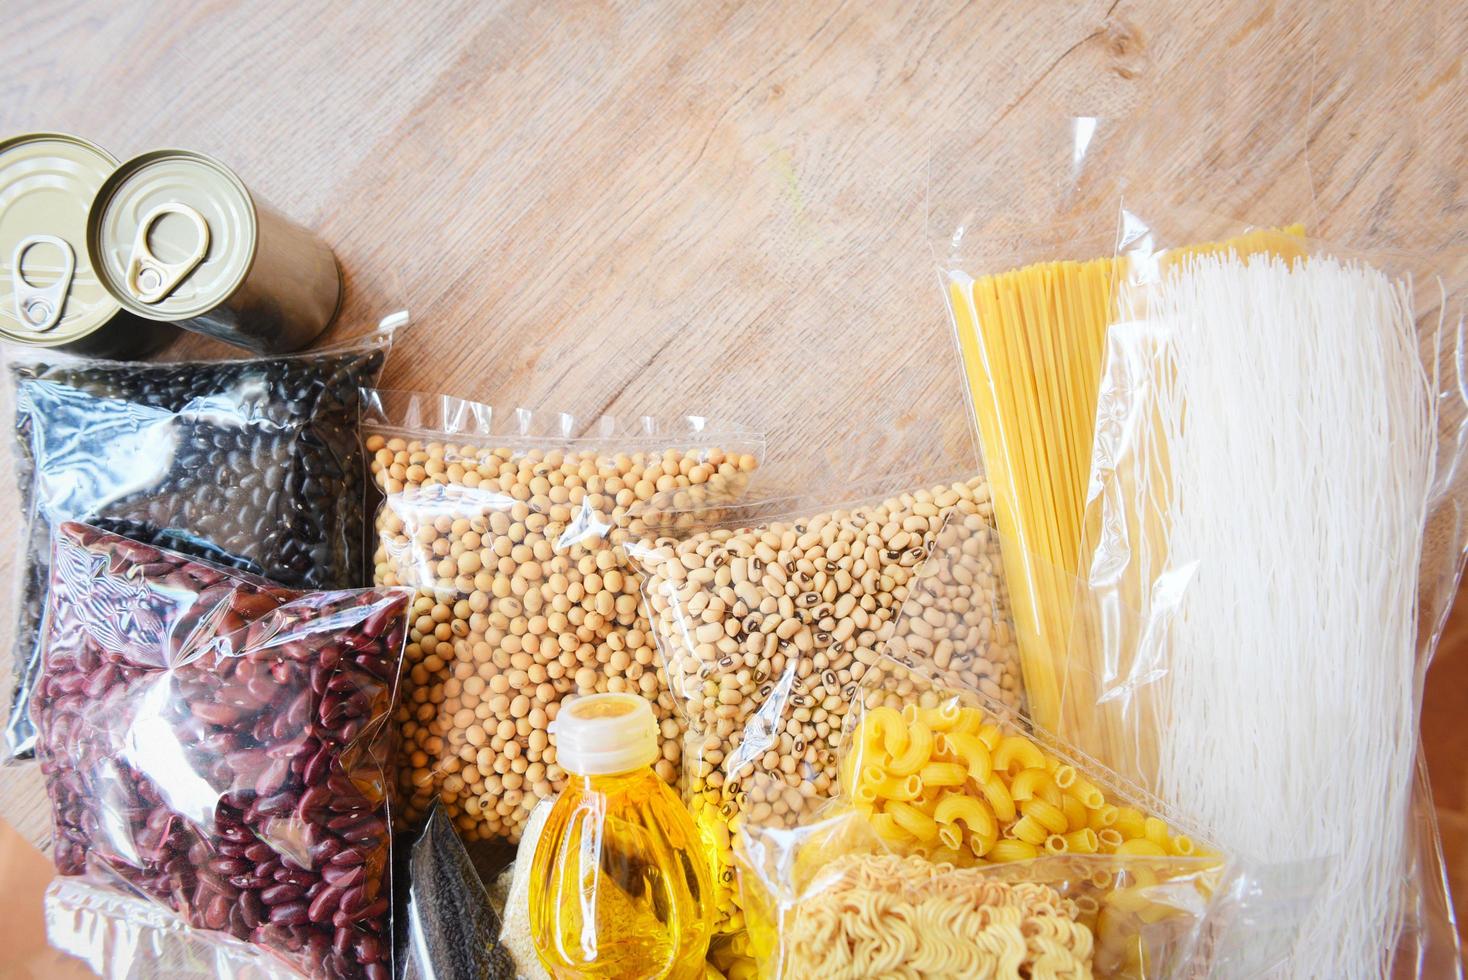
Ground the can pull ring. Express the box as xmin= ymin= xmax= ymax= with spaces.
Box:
xmin=11 ymin=234 xmax=75 ymax=333
xmin=126 ymin=202 xmax=210 ymax=304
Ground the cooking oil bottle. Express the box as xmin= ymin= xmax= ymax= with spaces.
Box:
xmin=529 ymin=693 xmax=713 ymax=979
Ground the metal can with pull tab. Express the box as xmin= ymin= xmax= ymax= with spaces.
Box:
xmin=87 ymin=149 xmax=341 ymax=354
xmin=0 ymin=133 xmax=176 ymax=356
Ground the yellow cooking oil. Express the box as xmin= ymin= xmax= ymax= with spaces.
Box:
xmin=529 ymin=693 xmax=713 ymax=979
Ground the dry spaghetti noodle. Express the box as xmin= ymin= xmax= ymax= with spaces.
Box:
xmin=945 ymin=226 xmax=1304 ymax=736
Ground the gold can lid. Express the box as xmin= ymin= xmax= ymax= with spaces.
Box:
xmin=88 ymin=149 xmax=257 ymax=321
xmin=0 ymin=132 xmax=126 ymax=346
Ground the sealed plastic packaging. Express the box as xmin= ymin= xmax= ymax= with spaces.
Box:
xmin=363 ymin=389 xmax=763 ymax=844
xmin=736 ymin=658 xmax=1278 ymax=980
xmin=396 ymin=805 xmax=515 ymax=980
xmin=628 ymin=475 xmax=1021 ymax=940
xmin=4 ymin=325 xmax=394 ymax=761
xmin=46 ymin=877 xmax=302 ymax=980
xmin=932 ymin=127 xmax=1308 ymax=739
xmin=1066 ymin=217 xmax=1468 ymax=978
xmin=33 ymin=522 xmax=410 ymax=980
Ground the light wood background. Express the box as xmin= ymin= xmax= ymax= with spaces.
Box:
xmin=1 ymin=0 xmax=1465 ymax=960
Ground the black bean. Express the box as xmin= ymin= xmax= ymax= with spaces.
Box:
xmin=4 ymin=342 xmax=387 ymax=760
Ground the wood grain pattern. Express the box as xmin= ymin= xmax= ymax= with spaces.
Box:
xmin=1 ymin=0 xmax=1465 ymax=952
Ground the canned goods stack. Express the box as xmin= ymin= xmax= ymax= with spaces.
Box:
xmin=0 ymin=133 xmax=340 ymax=356
xmin=0 ymin=133 xmax=175 ymax=357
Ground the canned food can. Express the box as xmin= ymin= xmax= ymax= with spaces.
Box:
xmin=0 ymin=133 xmax=176 ymax=357
xmin=87 ymin=149 xmax=341 ymax=354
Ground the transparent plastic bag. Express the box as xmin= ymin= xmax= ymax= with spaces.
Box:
xmin=362 ymin=389 xmax=764 ymax=845
xmin=934 ymin=172 xmax=1309 ymax=737
xmin=627 ymin=474 xmax=1021 ymax=940
xmin=1068 ymin=218 xmax=1468 ymax=978
xmin=498 ymin=796 xmax=555 ymax=980
xmin=834 ymin=663 xmax=1264 ymax=980
xmin=3 ymin=324 xmax=396 ymax=762
xmin=33 ymin=522 xmax=410 ymax=980
xmin=45 ymin=876 xmax=303 ymax=980
xmin=396 ymin=804 xmax=515 ymax=980
xmin=737 ymin=807 xmax=1224 ymax=980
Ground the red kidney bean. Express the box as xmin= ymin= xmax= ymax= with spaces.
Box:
xmin=269 ymin=902 xmax=310 ymax=927
xmin=275 ymin=868 xmax=316 ymax=888
xmin=309 ymin=884 xmax=342 ymax=924
xmin=207 ymin=857 xmax=250 ymax=876
xmin=261 ymin=883 xmax=306 ymax=905
xmin=346 ymin=896 xmax=389 ymax=929
xmin=338 ymin=884 xmax=366 ymax=915
xmin=204 ymin=895 xmax=231 ymax=930
xmin=33 ymin=526 xmax=408 ymax=980
xmin=244 ymin=841 xmax=275 ymax=863
xmin=322 ymin=863 xmax=364 ymax=889
xmin=254 ymin=759 xmax=293 ymax=797
xmin=329 ymin=848 xmax=364 ymax=868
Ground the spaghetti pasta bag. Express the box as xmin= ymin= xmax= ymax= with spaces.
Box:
xmin=363 ymin=389 xmax=764 ymax=845
xmin=628 ymin=475 xmax=1022 ymax=938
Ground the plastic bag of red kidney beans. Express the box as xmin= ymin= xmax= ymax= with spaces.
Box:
xmin=33 ymin=522 xmax=410 ymax=980
xmin=3 ymin=322 xmax=395 ymax=763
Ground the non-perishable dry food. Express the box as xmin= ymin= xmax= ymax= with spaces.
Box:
xmin=33 ymin=523 xmax=409 ymax=980
xmin=5 ymin=337 xmax=388 ymax=760
xmin=761 ymin=852 xmax=1094 ymax=978
xmin=631 ymin=476 xmax=1021 ymax=934
xmin=367 ymin=433 xmax=759 ymax=842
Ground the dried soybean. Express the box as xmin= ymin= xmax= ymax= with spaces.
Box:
xmin=364 ymin=401 xmax=761 ymax=843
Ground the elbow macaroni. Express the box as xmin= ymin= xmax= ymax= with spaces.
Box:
xmin=843 ymin=698 xmax=1209 ymax=870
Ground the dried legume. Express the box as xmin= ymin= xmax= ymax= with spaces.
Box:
xmin=34 ymin=523 xmax=408 ymax=980
xmin=368 ymin=433 xmax=758 ymax=842
xmin=5 ymin=338 xmax=388 ymax=760
xmin=631 ymin=477 xmax=1020 ymax=934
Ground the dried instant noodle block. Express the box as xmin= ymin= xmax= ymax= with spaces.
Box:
xmin=368 ymin=432 xmax=758 ymax=842
xmin=845 ymin=686 xmax=1219 ymax=978
xmin=634 ymin=476 xmax=1021 ymax=935
xmin=775 ymin=853 xmax=1093 ymax=979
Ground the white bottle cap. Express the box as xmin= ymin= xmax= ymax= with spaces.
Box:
xmin=550 ymin=693 xmax=660 ymax=776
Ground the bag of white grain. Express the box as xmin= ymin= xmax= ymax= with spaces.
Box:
xmin=362 ymin=390 xmax=762 ymax=844
xmin=624 ymin=472 xmax=1023 ymax=946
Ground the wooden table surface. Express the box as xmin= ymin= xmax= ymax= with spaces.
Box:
xmin=2 ymin=0 xmax=1465 ymax=960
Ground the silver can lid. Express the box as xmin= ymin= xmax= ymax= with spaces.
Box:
xmin=0 ymin=132 xmax=126 ymax=346
xmin=88 ymin=149 xmax=258 ymax=321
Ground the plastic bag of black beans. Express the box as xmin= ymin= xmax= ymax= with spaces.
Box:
xmin=362 ymin=389 xmax=764 ymax=846
xmin=3 ymin=325 xmax=394 ymax=762
xmin=33 ymin=522 xmax=410 ymax=980
xmin=625 ymin=474 xmax=1022 ymax=940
